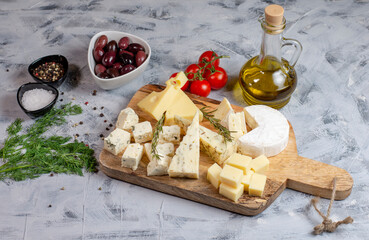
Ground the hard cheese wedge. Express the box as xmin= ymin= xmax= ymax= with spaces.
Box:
xmin=165 ymin=71 xmax=188 ymax=89
xmin=168 ymin=111 xmax=200 ymax=179
xmin=137 ymin=75 xmax=202 ymax=125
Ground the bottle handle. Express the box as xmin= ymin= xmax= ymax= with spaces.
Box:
xmin=282 ymin=38 xmax=302 ymax=67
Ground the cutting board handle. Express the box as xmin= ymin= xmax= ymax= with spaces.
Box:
xmin=285 ymin=156 xmax=353 ymax=200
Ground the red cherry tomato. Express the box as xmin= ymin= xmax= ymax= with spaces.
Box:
xmin=204 ymin=66 xmax=228 ymax=90
xmin=170 ymin=72 xmax=191 ymax=91
xmin=198 ymin=51 xmax=219 ymax=67
xmin=185 ymin=63 xmax=205 ymax=81
xmin=190 ymin=80 xmax=211 ymax=97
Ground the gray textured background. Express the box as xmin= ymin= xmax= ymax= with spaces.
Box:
xmin=0 ymin=0 xmax=368 ymax=239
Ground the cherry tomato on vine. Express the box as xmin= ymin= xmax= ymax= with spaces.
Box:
xmin=190 ymin=80 xmax=211 ymax=97
xmin=185 ymin=63 xmax=205 ymax=81
xmin=170 ymin=72 xmax=190 ymax=91
xmin=198 ymin=51 xmax=219 ymax=67
xmin=204 ymin=66 xmax=228 ymax=90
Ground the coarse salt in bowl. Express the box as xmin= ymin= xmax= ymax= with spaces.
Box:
xmin=88 ymin=31 xmax=151 ymax=90
xmin=17 ymin=83 xmax=59 ymax=119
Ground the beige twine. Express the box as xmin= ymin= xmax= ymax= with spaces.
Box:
xmin=311 ymin=177 xmax=354 ymax=235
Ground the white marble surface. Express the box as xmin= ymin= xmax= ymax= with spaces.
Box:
xmin=1 ymin=0 xmax=368 ymax=239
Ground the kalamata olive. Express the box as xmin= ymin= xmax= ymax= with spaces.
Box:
xmin=97 ymin=72 xmax=110 ymax=79
xmin=119 ymin=49 xmax=134 ymax=57
xmin=95 ymin=35 xmax=108 ymax=49
xmin=105 ymin=40 xmax=118 ymax=54
xmin=112 ymin=62 xmax=123 ymax=71
xmin=119 ymin=53 xmax=135 ymax=66
xmin=120 ymin=64 xmax=136 ymax=75
xmin=94 ymin=63 xmax=106 ymax=75
xmin=118 ymin=37 xmax=130 ymax=50
xmin=135 ymin=51 xmax=146 ymax=67
xmin=102 ymin=51 xmax=116 ymax=67
xmin=93 ymin=46 xmax=105 ymax=63
xmin=107 ymin=68 xmax=120 ymax=78
xmin=127 ymin=43 xmax=145 ymax=53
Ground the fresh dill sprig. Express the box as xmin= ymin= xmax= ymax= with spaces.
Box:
xmin=200 ymin=106 xmax=233 ymax=142
xmin=151 ymin=111 xmax=166 ymax=161
xmin=0 ymin=103 xmax=97 ymax=181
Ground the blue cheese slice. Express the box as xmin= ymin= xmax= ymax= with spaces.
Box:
xmin=144 ymin=143 xmax=175 ymax=176
xmin=121 ymin=143 xmax=144 ymax=170
xmin=116 ymin=107 xmax=139 ymax=131
xmin=168 ymin=111 xmax=200 ymax=179
xmin=104 ymin=128 xmax=131 ymax=155
xmin=199 ymin=126 xmax=236 ymax=166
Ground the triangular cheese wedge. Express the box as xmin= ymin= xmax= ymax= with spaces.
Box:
xmin=168 ymin=111 xmax=200 ymax=179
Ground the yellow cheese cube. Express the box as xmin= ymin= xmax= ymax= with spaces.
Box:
xmin=219 ymin=183 xmax=244 ymax=202
xmin=225 ymin=153 xmax=252 ymax=174
xmin=241 ymin=171 xmax=254 ymax=192
xmin=207 ymin=163 xmax=222 ymax=189
xmin=220 ymin=164 xmax=243 ymax=188
xmin=248 ymin=155 xmax=269 ymax=174
xmin=249 ymin=173 xmax=267 ymax=197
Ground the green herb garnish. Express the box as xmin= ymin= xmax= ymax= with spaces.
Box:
xmin=200 ymin=106 xmax=233 ymax=142
xmin=0 ymin=103 xmax=97 ymax=181
xmin=151 ymin=111 xmax=166 ymax=161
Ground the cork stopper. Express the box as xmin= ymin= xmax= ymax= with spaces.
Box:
xmin=265 ymin=4 xmax=284 ymax=26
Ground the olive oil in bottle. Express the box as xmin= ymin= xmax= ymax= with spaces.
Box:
xmin=239 ymin=4 xmax=302 ymax=109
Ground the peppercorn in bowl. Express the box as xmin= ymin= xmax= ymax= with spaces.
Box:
xmin=28 ymin=55 xmax=68 ymax=88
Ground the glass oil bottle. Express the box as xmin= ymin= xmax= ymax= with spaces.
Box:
xmin=239 ymin=5 xmax=302 ymax=109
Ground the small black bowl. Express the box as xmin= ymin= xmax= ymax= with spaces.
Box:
xmin=28 ymin=55 xmax=68 ymax=88
xmin=17 ymin=82 xmax=59 ymax=119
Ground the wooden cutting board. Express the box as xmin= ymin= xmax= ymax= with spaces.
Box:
xmin=99 ymin=84 xmax=353 ymax=216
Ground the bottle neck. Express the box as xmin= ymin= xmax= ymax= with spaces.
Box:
xmin=259 ymin=31 xmax=282 ymax=63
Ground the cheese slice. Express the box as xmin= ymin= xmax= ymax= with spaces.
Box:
xmin=145 ymin=143 xmax=175 ymax=176
xmin=214 ymin=98 xmax=233 ymax=127
xmin=238 ymin=105 xmax=289 ymax=157
xmin=168 ymin=111 xmax=200 ymax=179
xmin=224 ymin=153 xmax=252 ymax=175
xmin=207 ymin=163 xmax=222 ymax=189
xmin=236 ymin=112 xmax=247 ymax=134
xmin=249 ymin=173 xmax=267 ymax=197
xmin=137 ymin=82 xmax=202 ymax=125
xmin=174 ymin=114 xmax=192 ymax=134
xmin=249 ymin=155 xmax=269 ymax=174
xmin=199 ymin=126 xmax=236 ymax=166
xmin=165 ymin=71 xmax=188 ymax=90
xmin=227 ymin=112 xmax=243 ymax=140
xmin=220 ymin=164 xmax=243 ymax=188
xmin=219 ymin=183 xmax=244 ymax=202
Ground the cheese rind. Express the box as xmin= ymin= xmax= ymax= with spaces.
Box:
xmin=121 ymin=143 xmax=144 ymax=171
xmin=249 ymin=173 xmax=267 ymax=197
xmin=158 ymin=125 xmax=181 ymax=144
xmin=219 ymin=183 xmax=244 ymax=202
xmin=219 ymin=164 xmax=243 ymax=188
xmin=238 ymin=105 xmax=289 ymax=157
xmin=249 ymin=155 xmax=269 ymax=174
xmin=207 ymin=163 xmax=222 ymax=189
xmin=168 ymin=111 xmax=200 ymax=179
xmin=225 ymin=153 xmax=252 ymax=175
xmin=104 ymin=128 xmax=131 ymax=155
xmin=132 ymin=121 xmax=153 ymax=143
xmin=199 ymin=126 xmax=236 ymax=166
xmin=116 ymin=107 xmax=139 ymax=131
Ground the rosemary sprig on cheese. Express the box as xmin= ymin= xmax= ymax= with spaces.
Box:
xmin=151 ymin=111 xmax=166 ymax=161
xmin=200 ymin=106 xmax=233 ymax=142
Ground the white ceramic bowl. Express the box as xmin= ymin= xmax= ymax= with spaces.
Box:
xmin=88 ymin=31 xmax=151 ymax=90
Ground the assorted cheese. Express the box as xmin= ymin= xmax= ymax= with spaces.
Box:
xmin=238 ymin=105 xmax=289 ymax=157
xmin=168 ymin=111 xmax=200 ymax=179
xmin=104 ymin=90 xmax=291 ymax=203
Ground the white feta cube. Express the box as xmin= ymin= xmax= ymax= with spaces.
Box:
xmin=132 ymin=121 xmax=153 ymax=143
xmin=116 ymin=107 xmax=139 ymax=131
xmin=144 ymin=143 xmax=175 ymax=176
xmin=104 ymin=128 xmax=131 ymax=155
xmin=121 ymin=143 xmax=144 ymax=170
xmin=159 ymin=125 xmax=181 ymax=144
